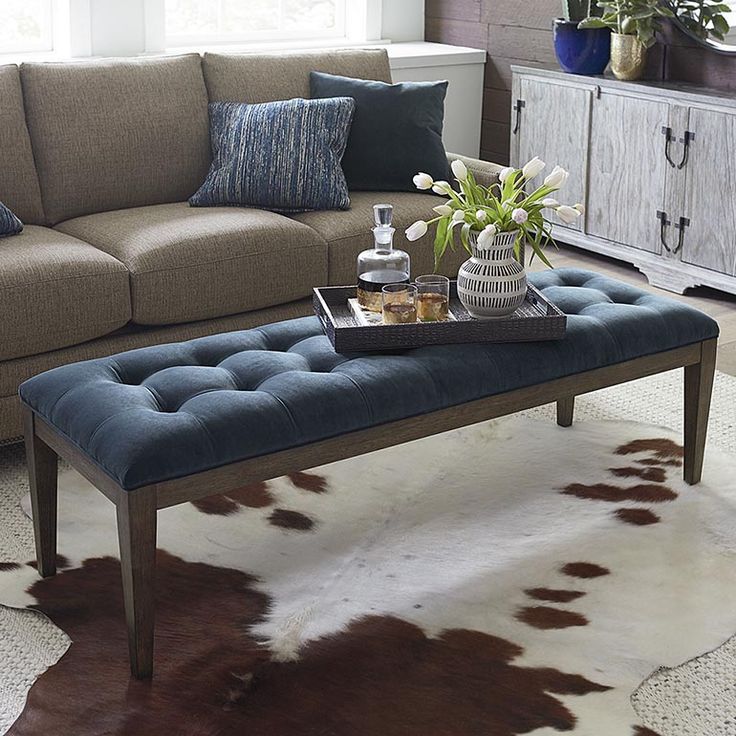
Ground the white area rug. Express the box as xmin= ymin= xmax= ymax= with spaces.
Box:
xmin=633 ymin=638 xmax=736 ymax=735
xmin=0 ymin=368 xmax=734 ymax=735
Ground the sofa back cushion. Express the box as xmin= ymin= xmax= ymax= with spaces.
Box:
xmin=21 ymin=54 xmax=211 ymax=225
xmin=202 ymin=49 xmax=392 ymax=103
xmin=0 ymin=65 xmax=45 ymax=225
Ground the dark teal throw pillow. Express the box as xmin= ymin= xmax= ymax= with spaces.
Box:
xmin=190 ymin=97 xmax=355 ymax=213
xmin=310 ymin=72 xmax=450 ymax=192
xmin=0 ymin=201 xmax=23 ymax=237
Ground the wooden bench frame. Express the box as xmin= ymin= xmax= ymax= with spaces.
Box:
xmin=23 ymin=337 xmax=717 ymax=679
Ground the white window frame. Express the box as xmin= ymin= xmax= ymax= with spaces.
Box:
xmin=1 ymin=0 xmax=55 ymax=54
xmin=0 ymin=0 xmax=388 ymax=62
xmin=164 ymin=0 xmax=364 ymax=48
xmin=347 ymin=0 xmax=382 ymax=43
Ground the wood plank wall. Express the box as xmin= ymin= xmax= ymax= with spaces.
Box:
xmin=658 ymin=23 xmax=736 ymax=92
xmin=425 ymin=1 xmax=736 ymax=166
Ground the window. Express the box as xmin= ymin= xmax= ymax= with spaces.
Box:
xmin=165 ymin=0 xmax=348 ymax=46
xmin=0 ymin=0 xmax=54 ymax=54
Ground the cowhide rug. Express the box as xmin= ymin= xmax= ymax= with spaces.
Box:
xmin=1 ymin=416 xmax=736 ymax=736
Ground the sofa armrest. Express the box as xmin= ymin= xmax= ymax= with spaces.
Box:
xmin=446 ymin=153 xmax=503 ymax=189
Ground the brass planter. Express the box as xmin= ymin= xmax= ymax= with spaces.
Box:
xmin=610 ymin=33 xmax=647 ymax=81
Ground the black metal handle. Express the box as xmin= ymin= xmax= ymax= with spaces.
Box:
xmin=673 ymin=216 xmax=690 ymax=254
xmin=677 ymin=131 xmax=694 ymax=170
xmin=662 ymin=127 xmax=677 ymax=168
xmin=512 ymin=100 xmax=525 ymax=135
xmin=657 ymin=210 xmax=672 ymax=252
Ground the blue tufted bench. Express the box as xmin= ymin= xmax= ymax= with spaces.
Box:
xmin=19 ymin=268 xmax=719 ymax=678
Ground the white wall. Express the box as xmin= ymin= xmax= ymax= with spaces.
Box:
xmin=90 ymin=0 xmax=145 ymax=57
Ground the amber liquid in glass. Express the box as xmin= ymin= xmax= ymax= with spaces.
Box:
xmin=357 ymin=269 xmax=410 ymax=312
xmin=383 ymin=302 xmax=417 ymax=324
xmin=416 ymin=292 xmax=449 ymax=322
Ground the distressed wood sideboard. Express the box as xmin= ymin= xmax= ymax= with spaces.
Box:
xmin=511 ymin=65 xmax=736 ymax=296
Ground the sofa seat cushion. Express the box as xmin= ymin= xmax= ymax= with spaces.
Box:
xmin=0 ymin=226 xmax=131 ymax=361
xmin=291 ymin=191 xmax=464 ymax=285
xmin=56 ymin=203 xmax=327 ymax=326
xmin=19 ymin=269 xmax=719 ymax=491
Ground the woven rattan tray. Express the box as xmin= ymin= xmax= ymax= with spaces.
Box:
xmin=313 ymin=282 xmax=566 ymax=352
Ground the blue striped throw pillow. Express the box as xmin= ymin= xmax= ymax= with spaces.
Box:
xmin=190 ymin=97 xmax=355 ymax=213
xmin=0 ymin=201 xmax=23 ymax=237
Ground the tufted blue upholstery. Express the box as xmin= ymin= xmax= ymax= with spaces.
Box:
xmin=20 ymin=269 xmax=718 ymax=491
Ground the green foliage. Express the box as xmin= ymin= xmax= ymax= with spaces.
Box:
xmin=669 ymin=0 xmax=732 ymax=41
xmin=579 ymin=0 xmax=676 ymax=47
xmin=562 ymin=0 xmax=603 ymax=22
xmin=579 ymin=0 xmax=731 ymax=46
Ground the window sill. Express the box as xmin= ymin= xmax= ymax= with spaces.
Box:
xmin=0 ymin=50 xmax=64 ymax=65
xmin=164 ymin=40 xmax=487 ymax=70
xmin=164 ymin=37 xmax=392 ymax=56
xmin=0 ymin=41 xmax=487 ymax=69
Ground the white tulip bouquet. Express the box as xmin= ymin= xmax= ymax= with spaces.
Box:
xmin=405 ymin=157 xmax=584 ymax=269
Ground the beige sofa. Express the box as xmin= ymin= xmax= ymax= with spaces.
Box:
xmin=0 ymin=48 xmax=500 ymax=441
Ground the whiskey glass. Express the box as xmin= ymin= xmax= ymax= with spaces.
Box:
xmin=382 ymin=284 xmax=418 ymax=325
xmin=415 ymin=275 xmax=450 ymax=322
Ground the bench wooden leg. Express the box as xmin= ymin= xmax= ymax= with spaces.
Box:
xmin=684 ymin=338 xmax=717 ymax=486
xmin=557 ymin=397 xmax=575 ymax=427
xmin=23 ymin=409 xmax=58 ymax=578
xmin=116 ymin=488 xmax=157 ymax=679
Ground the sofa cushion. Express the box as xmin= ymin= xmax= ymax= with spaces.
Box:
xmin=310 ymin=73 xmax=451 ymax=192
xmin=20 ymin=55 xmax=211 ymax=225
xmin=291 ymin=191 xmax=467 ymax=285
xmin=203 ymin=49 xmax=392 ymax=103
xmin=0 ymin=65 xmax=45 ymax=225
xmin=56 ymin=203 xmax=328 ymax=326
xmin=0 ymin=202 xmax=23 ymax=238
xmin=190 ymin=98 xmax=354 ymax=213
xmin=0 ymin=226 xmax=131 ymax=362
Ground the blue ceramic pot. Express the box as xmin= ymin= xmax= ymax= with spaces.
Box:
xmin=553 ymin=18 xmax=611 ymax=75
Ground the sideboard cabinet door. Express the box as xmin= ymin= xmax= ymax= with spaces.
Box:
xmin=680 ymin=107 xmax=736 ymax=276
xmin=513 ymin=77 xmax=592 ymax=232
xmin=587 ymin=91 xmax=670 ymax=254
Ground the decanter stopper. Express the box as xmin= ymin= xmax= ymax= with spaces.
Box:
xmin=373 ymin=204 xmax=393 ymax=228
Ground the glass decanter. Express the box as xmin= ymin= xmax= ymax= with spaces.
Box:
xmin=356 ymin=204 xmax=411 ymax=312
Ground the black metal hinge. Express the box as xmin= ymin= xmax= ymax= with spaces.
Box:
xmin=512 ymin=99 xmax=525 ymax=135
xmin=657 ymin=210 xmax=672 ymax=252
xmin=673 ymin=216 xmax=690 ymax=254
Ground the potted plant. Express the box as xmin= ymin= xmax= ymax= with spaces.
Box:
xmin=579 ymin=0 xmax=675 ymax=80
xmin=554 ymin=0 xmax=611 ymax=75
xmin=405 ymin=159 xmax=583 ymax=320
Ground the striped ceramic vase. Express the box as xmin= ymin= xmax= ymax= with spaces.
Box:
xmin=457 ymin=231 xmax=528 ymax=319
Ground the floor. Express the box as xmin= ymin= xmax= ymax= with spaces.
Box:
xmin=533 ymin=242 xmax=736 ymax=377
